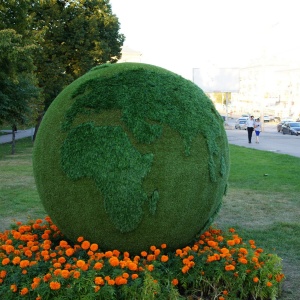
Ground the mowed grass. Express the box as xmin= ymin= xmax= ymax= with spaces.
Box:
xmin=0 ymin=138 xmax=299 ymax=299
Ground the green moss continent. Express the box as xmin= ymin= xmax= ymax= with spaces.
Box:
xmin=33 ymin=62 xmax=230 ymax=254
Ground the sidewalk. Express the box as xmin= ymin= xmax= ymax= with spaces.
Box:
xmin=0 ymin=128 xmax=35 ymax=144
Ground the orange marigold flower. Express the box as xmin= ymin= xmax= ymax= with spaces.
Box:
xmin=227 ymin=240 xmax=235 ymax=246
xmin=50 ymin=281 xmax=61 ymax=290
xmin=150 ymin=245 xmax=156 ymax=251
xmin=12 ymin=256 xmax=21 ymax=265
xmin=19 ymin=260 xmax=30 ymax=268
xmin=207 ymin=240 xmax=218 ymax=247
xmin=239 ymin=247 xmax=248 ymax=255
xmin=266 ymin=281 xmax=273 ymax=287
xmin=58 ymin=256 xmax=66 ymax=264
xmin=115 ymin=276 xmax=127 ymax=285
xmin=154 ymin=249 xmax=161 ymax=256
xmin=225 ymin=264 xmax=235 ymax=271
xmin=73 ymin=270 xmax=81 ymax=279
xmin=20 ymin=287 xmax=29 ymax=295
xmin=76 ymin=260 xmax=85 ymax=268
xmin=77 ymin=236 xmax=84 ymax=243
xmin=141 ymin=251 xmax=147 ymax=257
xmin=172 ymin=278 xmax=179 ymax=286
xmin=90 ymin=243 xmax=98 ymax=252
xmin=122 ymin=272 xmax=129 ymax=279
xmin=1 ymin=257 xmax=10 ymax=265
xmin=147 ymin=254 xmax=155 ymax=261
xmin=219 ymin=297 xmax=225 ymax=300
xmin=161 ymin=243 xmax=167 ymax=249
xmin=109 ymin=257 xmax=119 ymax=267
xmin=147 ymin=264 xmax=154 ymax=271
xmin=253 ymin=277 xmax=259 ymax=283
xmin=10 ymin=284 xmax=18 ymax=292
xmin=107 ymin=279 xmax=115 ymax=285
xmin=81 ymin=240 xmax=91 ymax=250
xmin=105 ymin=251 xmax=113 ymax=258
xmin=131 ymin=273 xmax=139 ymax=280
xmin=223 ymin=290 xmax=228 ymax=295
xmin=127 ymin=261 xmax=138 ymax=271
xmin=161 ymin=255 xmax=169 ymax=263
xmin=0 ymin=270 xmax=7 ymax=278
xmin=95 ymin=276 xmax=104 ymax=285
xmin=65 ymin=248 xmax=75 ymax=257
xmin=93 ymin=262 xmax=103 ymax=270
xmin=238 ymin=258 xmax=248 ymax=264
xmin=182 ymin=265 xmax=189 ymax=273
xmin=61 ymin=270 xmax=70 ymax=279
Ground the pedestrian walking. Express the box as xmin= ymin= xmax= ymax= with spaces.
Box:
xmin=246 ymin=115 xmax=255 ymax=143
xmin=254 ymin=118 xmax=261 ymax=143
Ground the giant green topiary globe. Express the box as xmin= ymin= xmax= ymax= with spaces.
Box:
xmin=33 ymin=62 xmax=229 ymax=254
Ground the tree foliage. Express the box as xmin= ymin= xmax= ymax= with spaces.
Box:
xmin=0 ymin=0 xmax=125 ymax=110
xmin=0 ymin=29 xmax=40 ymax=126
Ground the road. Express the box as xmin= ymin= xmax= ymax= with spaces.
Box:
xmin=225 ymin=120 xmax=300 ymax=158
xmin=1 ymin=123 xmax=299 ymax=158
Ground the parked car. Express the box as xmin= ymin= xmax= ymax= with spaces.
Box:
xmin=282 ymin=122 xmax=300 ymax=136
xmin=277 ymin=119 xmax=294 ymax=132
xmin=235 ymin=118 xmax=247 ymax=130
xmin=264 ymin=115 xmax=270 ymax=122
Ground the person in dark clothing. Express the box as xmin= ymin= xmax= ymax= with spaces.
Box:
xmin=246 ymin=115 xmax=255 ymax=143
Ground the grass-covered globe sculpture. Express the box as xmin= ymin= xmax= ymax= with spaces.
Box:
xmin=33 ymin=62 xmax=229 ymax=254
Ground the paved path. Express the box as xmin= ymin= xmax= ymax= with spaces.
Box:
xmin=0 ymin=129 xmax=35 ymax=144
xmin=1 ymin=124 xmax=299 ymax=158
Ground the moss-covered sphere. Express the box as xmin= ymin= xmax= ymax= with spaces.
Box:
xmin=33 ymin=62 xmax=229 ymax=254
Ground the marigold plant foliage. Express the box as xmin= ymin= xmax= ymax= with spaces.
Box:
xmin=33 ymin=62 xmax=229 ymax=253
xmin=0 ymin=218 xmax=284 ymax=300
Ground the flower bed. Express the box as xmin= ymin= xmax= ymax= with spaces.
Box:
xmin=0 ymin=217 xmax=284 ymax=299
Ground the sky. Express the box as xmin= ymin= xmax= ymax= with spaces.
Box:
xmin=109 ymin=0 xmax=300 ymax=80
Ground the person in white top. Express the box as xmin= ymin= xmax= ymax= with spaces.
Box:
xmin=246 ymin=115 xmax=255 ymax=143
xmin=254 ymin=118 xmax=261 ymax=143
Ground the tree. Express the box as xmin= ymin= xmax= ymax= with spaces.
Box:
xmin=31 ymin=0 xmax=125 ymax=109
xmin=0 ymin=29 xmax=41 ymax=154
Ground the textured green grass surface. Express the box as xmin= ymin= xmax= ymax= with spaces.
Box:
xmin=32 ymin=63 xmax=229 ymax=253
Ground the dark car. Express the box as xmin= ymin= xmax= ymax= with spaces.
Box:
xmin=277 ymin=119 xmax=293 ymax=132
xmin=282 ymin=122 xmax=300 ymax=136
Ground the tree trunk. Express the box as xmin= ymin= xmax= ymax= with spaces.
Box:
xmin=33 ymin=113 xmax=44 ymax=142
xmin=11 ymin=125 xmax=16 ymax=155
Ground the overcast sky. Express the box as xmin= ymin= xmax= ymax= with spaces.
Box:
xmin=109 ymin=0 xmax=300 ymax=80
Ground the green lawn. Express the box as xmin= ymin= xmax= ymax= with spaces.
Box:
xmin=0 ymin=138 xmax=299 ymax=299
